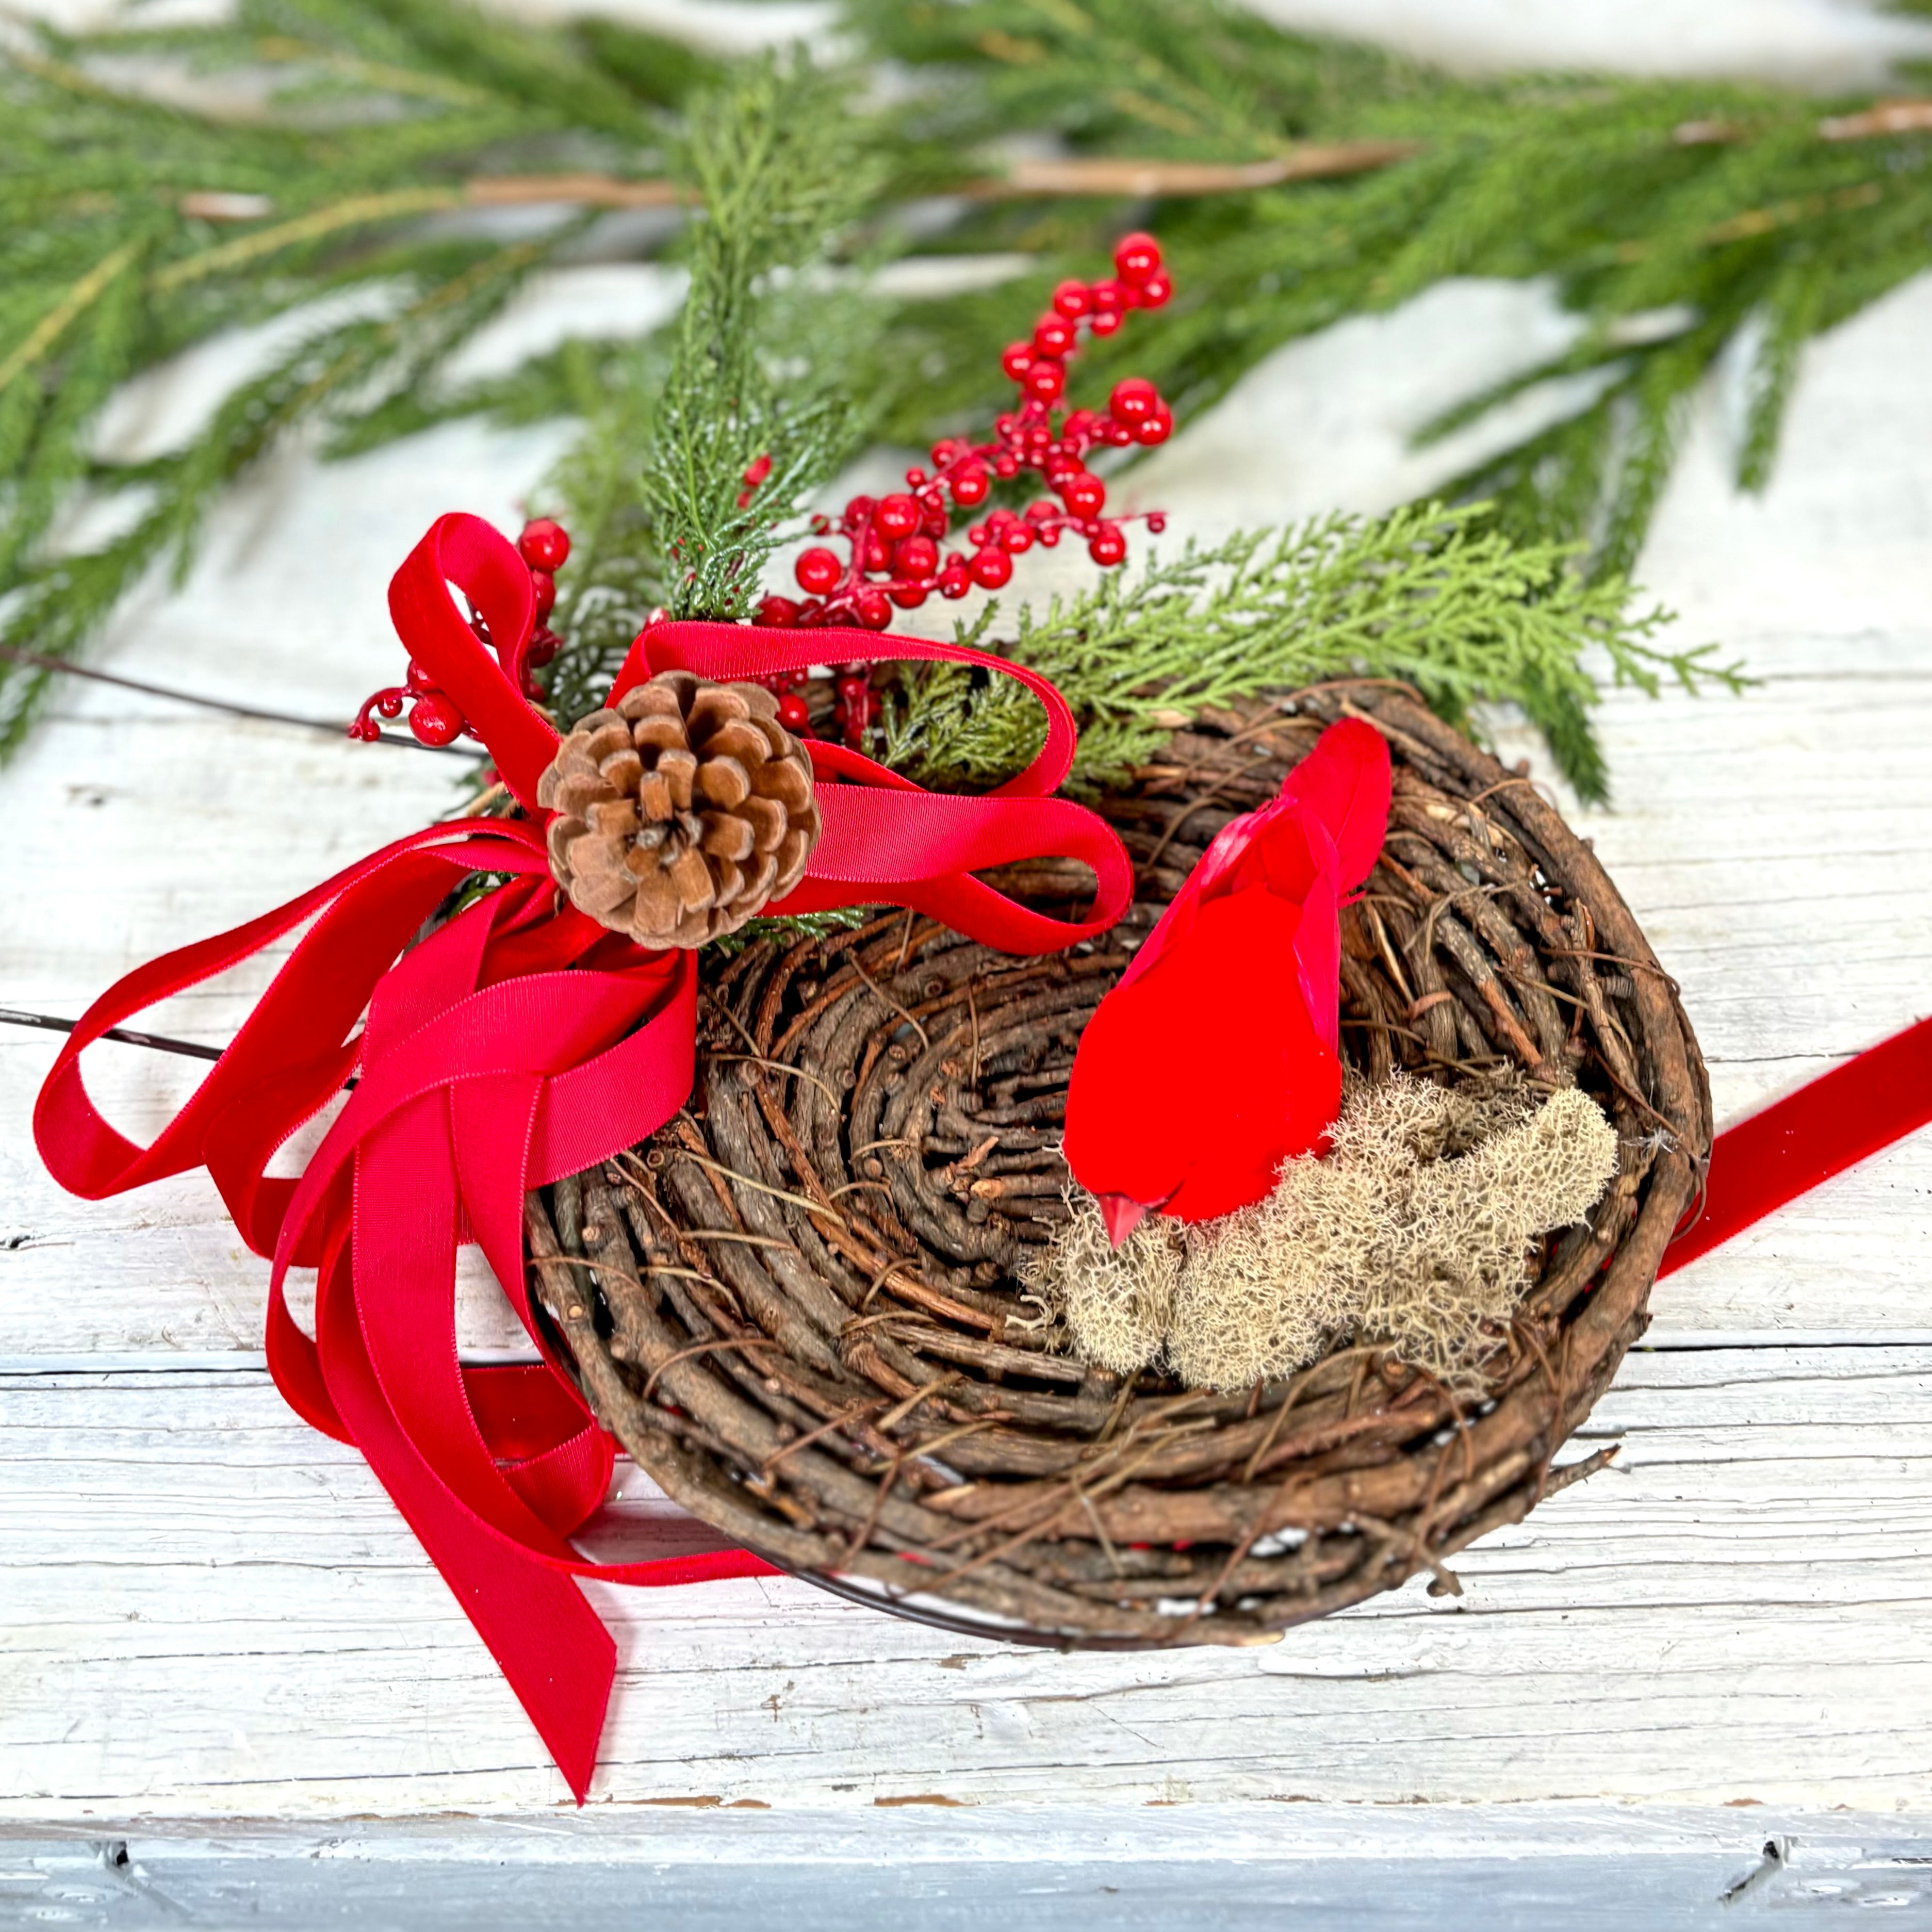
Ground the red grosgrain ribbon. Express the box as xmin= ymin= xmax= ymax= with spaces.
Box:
xmin=33 ymin=511 xmax=1132 ymax=1802
xmin=1660 ymin=1012 xmax=1932 ymax=1277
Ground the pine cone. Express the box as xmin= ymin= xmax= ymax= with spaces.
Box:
xmin=537 ymin=673 xmax=821 ymax=947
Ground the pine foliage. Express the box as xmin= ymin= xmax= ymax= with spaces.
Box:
xmin=0 ymin=0 xmax=709 ymax=755
xmin=854 ymin=0 xmax=1932 ymax=575
xmin=4 ymin=0 xmax=1923 ymax=787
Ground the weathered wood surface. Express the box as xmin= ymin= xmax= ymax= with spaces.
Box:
xmin=2 ymin=1807 xmax=1929 ymax=1927
xmin=3 ymin=195 xmax=1930 ymax=1911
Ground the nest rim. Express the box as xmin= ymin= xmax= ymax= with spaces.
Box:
xmin=531 ymin=680 xmax=1712 ymax=1648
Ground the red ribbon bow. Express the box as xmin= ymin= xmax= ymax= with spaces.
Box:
xmin=33 ymin=513 xmax=1133 ymax=1800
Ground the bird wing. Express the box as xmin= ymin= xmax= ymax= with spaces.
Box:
xmin=1277 ymin=716 xmax=1391 ymax=893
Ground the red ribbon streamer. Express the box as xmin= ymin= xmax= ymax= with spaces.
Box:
xmin=30 ymin=512 xmax=1932 ymax=1797
xmin=1659 ymin=1012 xmax=1932 ymax=1277
xmin=34 ymin=512 xmax=1132 ymax=1801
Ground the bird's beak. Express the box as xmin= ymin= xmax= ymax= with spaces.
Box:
xmin=1097 ymin=1193 xmax=1149 ymax=1248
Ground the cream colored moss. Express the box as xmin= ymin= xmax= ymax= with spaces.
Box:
xmin=1030 ymin=1074 xmax=1619 ymax=1391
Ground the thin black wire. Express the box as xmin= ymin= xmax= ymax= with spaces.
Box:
xmin=0 ymin=642 xmax=487 ymax=757
xmin=0 ymin=1006 xmax=223 ymax=1061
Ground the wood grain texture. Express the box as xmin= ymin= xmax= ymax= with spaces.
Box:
xmin=2 ymin=249 xmax=1930 ymax=1829
xmin=3 ymin=1348 xmax=1929 ymax=1815
xmin=2 ymin=1807 xmax=1929 ymax=1927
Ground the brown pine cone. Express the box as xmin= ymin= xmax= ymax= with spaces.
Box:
xmin=536 ymin=673 xmax=821 ymax=948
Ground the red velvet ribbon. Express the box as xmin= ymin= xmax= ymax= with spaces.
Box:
xmin=30 ymin=512 xmax=1932 ymax=1798
xmin=1659 ymin=1013 xmax=1932 ymax=1277
xmin=33 ymin=512 xmax=1132 ymax=1801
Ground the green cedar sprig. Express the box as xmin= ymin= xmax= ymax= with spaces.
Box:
xmin=642 ymin=54 xmax=885 ymax=626
xmin=879 ymin=502 xmax=1742 ymax=803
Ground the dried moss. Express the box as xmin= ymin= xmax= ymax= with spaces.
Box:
xmin=1031 ymin=1073 xmax=1619 ymax=1391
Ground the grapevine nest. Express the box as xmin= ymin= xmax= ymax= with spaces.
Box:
xmin=528 ymin=683 xmax=1710 ymax=1646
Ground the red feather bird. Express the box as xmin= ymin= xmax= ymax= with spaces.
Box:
xmin=1063 ymin=717 xmax=1392 ymax=1243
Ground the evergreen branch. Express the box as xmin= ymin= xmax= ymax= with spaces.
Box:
xmin=152 ymin=187 xmax=464 ymax=291
xmin=847 ymin=0 xmax=1932 ymax=568
xmin=0 ymin=240 xmax=145 ymax=391
xmin=641 ymin=55 xmax=885 ymax=624
xmin=880 ymin=503 xmax=1739 ymax=803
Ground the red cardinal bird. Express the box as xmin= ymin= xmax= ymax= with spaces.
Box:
xmin=1063 ymin=716 xmax=1392 ymax=1243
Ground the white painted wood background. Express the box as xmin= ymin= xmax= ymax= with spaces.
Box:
xmin=4 ymin=1 xmax=1932 ymax=1921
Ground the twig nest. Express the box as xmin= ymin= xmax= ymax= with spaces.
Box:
xmin=537 ymin=673 xmax=821 ymax=947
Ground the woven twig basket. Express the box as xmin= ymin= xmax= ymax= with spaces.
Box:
xmin=529 ymin=681 xmax=1711 ymax=1645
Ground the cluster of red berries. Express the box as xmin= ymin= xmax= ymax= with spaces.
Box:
xmin=755 ymin=231 xmax=1174 ymax=636
xmin=350 ymin=518 xmax=570 ymax=746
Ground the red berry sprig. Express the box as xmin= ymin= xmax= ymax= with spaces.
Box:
xmin=762 ymin=232 xmax=1174 ymax=642
xmin=350 ymin=517 xmax=571 ymax=745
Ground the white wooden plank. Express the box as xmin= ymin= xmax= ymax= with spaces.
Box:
xmin=3 ymin=1347 xmax=1928 ymax=1818
xmin=2 ymin=1805 xmax=1926 ymax=1928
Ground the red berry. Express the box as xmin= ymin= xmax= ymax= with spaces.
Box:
xmin=855 ymin=590 xmax=892 ymax=629
xmin=948 ymin=465 xmax=990 ymax=507
xmin=1134 ymin=404 xmax=1174 ymax=447
xmin=796 ymin=547 xmax=842 ymax=595
xmin=777 ymin=692 xmax=810 ymax=731
xmin=1001 ymin=341 xmax=1035 ymax=380
xmin=922 ymin=502 xmax=949 ymax=536
xmin=1114 ymin=232 xmax=1161 ymax=285
xmin=876 ymin=493 xmax=921 ymax=540
xmin=993 ymin=452 xmax=1019 ymax=478
xmin=525 ymin=627 xmax=561 ymax=667
xmin=930 ymin=439 xmax=965 ymax=468
xmin=1052 ymin=280 xmax=1092 ymax=318
xmin=409 ymin=690 xmax=464 ymax=746
xmin=1023 ymin=360 xmax=1066 ymax=403
xmin=1137 ymin=269 xmax=1173 ymax=309
xmin=1033 ymin=314 xmax=1076 ymax=357
xmin=740 ymin=453 xmax=773 ymax=491
xmin=889 ymin=581 xmax=928 ymax=609
xmin=970 ymin=547 xmax=1013 ymax=590
xmin=1090 ymin=279 xmax=1128 ymax=316
xmin=904 ymin=466 xmax=927 ymax=488
xmin=1025 ymin=499 xmax=1059 ymax=523
xmin=757 ymin=595 xmax=802 ymax=627
xmin=1147 ymin=513 xmax=1168 ymax=533
xmin=841 ymin=687 xmax=877 ymax=745
xmin=1089 ymin=309 xmax=1123 ymax=338
xmin=517 ymin=518 xmax=570 ymax=570
xmin=1000 ymin=521 xmax=1034 ymax=554
xmin=1060 ymin=471 xmax=1106 ymax=518
xmin=862 ymin=531 xmax=891 ymax=572
xmin=1106 ymin=417 xmax=1135 ymax=445
xmin=938 ymin=569 xmax=970 ymax=599
xmin=528 ymin=569 xmax=556 ymax=619
xmin=894 ymin=534 xmax=939 ymax=579
xmin=1109 ymin=377 xmax=1159 ymax=424
xmin=375 ymin=690 xmax=404 ymax=719
xmin=836 ymin=673 xmax=871 ymax=703
xmin=1088 ymin=524 xmax=1127 ymax=567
